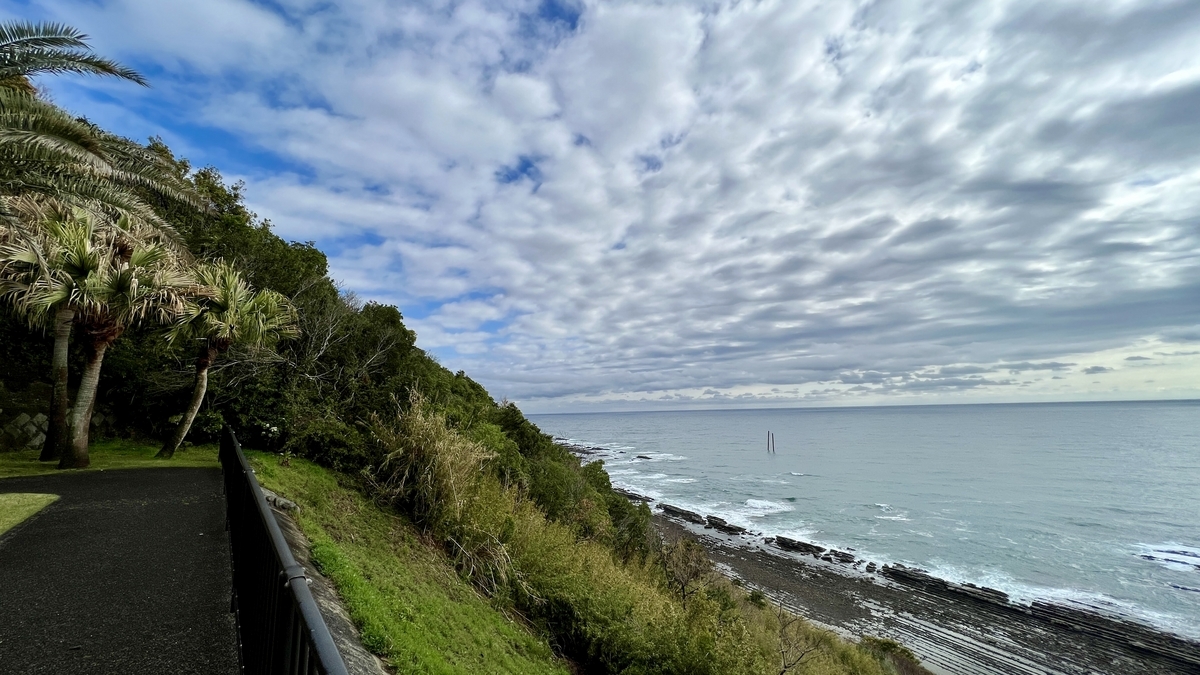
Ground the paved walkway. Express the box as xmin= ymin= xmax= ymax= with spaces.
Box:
xmin=0 ymin=468 xmax=239 ymax=674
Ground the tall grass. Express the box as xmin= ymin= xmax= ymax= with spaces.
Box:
xmin=363 ymin=396 xmax=928 ymax=675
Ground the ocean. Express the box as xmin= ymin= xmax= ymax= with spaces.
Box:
xmin=529 ymin=400 xmax=1200 ymax=640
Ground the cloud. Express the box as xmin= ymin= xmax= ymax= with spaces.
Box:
xmin=1124 ymin=355 xmax=1152 ymax=361
xmin=1004 ymin=362 xmax=1076 ymax=372
xmin=1161 ymin=326 xmax=1200 ymax=342
xmin=19 ymin=0 xmax=1200 ymax=409
xmin=1083 ymin=366 xmax=1113 ymax=374
xmin=934 ymin=365 xmax=995 ymax=376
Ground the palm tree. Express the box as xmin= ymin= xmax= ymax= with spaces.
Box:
xmin=158 ymin=261 xmax=298 ymax=458
xmin=16 ymin=220 xmax=190 ymax=468
xmin=0 ymin=207 xmax=152 ymax=461
xmin=0 ymin=20 xmax=199 ymax=239
xmin=0 ymin=86 xmax=196 ymax=240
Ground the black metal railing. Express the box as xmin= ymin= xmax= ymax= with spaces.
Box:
xmin=221 ymin=426 xmax=349 ymax=675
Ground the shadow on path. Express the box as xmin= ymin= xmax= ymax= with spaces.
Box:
xmin=0 ymin=468 xmax=238 ymax=675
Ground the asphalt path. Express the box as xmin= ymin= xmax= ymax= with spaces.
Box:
xmin=0 ymin=467 xmax=239 ymax=675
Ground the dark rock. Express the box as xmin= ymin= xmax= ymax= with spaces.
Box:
xmin=657 ymin=503 xmax=706 ymax=525
xmin=881 ymin=564 xmax=943 ymax=587
xmin=612 ymin=487 xmax=652 ymax=502
xmin=706 ymin=516 xmax=748 ymax=535
xmin=636 ymin=454 xmax=653 ymax=460
xmin=829 ymin=550 xmax=856 ymax=564
xmin=882 ymin=565 xmax=1015 ymax=609
xmin=773 ymin=536 xmax=826 ymax=556
xmin=865 ymin=562 xmax=877 ymax=573
xmin=960 ymin=582 xmax=1010 ymax=604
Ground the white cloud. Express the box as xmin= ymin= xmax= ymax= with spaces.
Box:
xmin=19 ymin=0 xmax=1200 ymax=410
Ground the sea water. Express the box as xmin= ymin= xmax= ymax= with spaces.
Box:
xmin=529 ymin=401 xmax=1200 ymax=639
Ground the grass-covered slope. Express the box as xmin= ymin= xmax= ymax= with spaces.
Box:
xmin=249 ymin=450 xmax=570 ymax=675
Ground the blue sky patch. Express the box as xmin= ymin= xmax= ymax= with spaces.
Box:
xmin=538 ymin=0 xmax=582 ymax=31
xmin=496 ymin=155 xmax=543 ymax=186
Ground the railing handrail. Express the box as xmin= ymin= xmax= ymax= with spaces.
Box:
xmin=221 ymin=426 xmax=350 ymax=675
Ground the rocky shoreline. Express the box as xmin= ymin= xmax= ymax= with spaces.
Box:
xmin=653 ymin=514 xmax=1200 ymax=675
xmin=560 ymin=441 xmax=1200 ymax=675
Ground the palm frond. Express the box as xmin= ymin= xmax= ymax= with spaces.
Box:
xmin=0 ymin=22 xmax=88 ymax=52
xmin=0 ymin=49 xmax=146 ymax=86
xmin=0 ymin=21 xmax=145 ymax=87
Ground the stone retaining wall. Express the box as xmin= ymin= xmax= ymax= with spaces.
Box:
xmin=0 ymin=411 xmax=49 ymax=451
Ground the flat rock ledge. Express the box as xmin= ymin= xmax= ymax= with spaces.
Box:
xmin=657 ymin=503 xmax=706 ymax=525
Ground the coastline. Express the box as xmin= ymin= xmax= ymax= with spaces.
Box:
xmin=562 ymin=443 xmax=1200 ymax=674
xmin=652 ymin=515 xmax=1200 ymax=675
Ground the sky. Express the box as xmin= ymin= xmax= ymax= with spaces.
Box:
xmin=10 ymin=0 xmax=1200 ymax=412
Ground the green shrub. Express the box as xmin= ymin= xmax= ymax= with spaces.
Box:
xmin=284 ymin=411 xmax=367 ymax=471
xmin=469 ymin=422 xmax=529 ymax=490
xmin=747 ymin=588 xmax=768 ymax=609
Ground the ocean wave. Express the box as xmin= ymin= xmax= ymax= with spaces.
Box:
xmin=641 ymin=452 xmax=687 ymax=461
xmin=871 ymin=503 xmax=911 ymax=521
xmin=659 ymin=498 xmax=797 ymax=531
xmin=1134 ymin=543 xmax=1200 ymax=572
xmin=744 ymin=499 xmax=794 ymax=516
xmin=775 ymin=527 xmax=822 ymax=542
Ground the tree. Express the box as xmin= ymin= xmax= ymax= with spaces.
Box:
xmin=157 ymin=261 xmax=297 ymax=458
xmin=17 ymin=218 xmax=188 ymax=468
xmin=661 ymin=535 xmax=714 ymax=604
xmin=0 ymin=21 xmax=198 ymax=238
xmin=775 ymin=600 xmax=820 ymax=675
xmin=0 ymin=207 xmax=153 ymax=460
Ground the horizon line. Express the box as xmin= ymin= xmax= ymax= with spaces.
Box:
xmin=526 ymin=396 xmax=1200 ymax=416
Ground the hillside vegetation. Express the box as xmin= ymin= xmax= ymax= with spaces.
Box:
xmin=252 ymin=416 xmax=924 ymax=675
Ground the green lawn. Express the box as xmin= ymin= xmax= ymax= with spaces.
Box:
xmin=0 ymin=438 xmax=219 ymax=478
xmin=248 ymin=451 xmax=570 ymax=675
xmin=0 ymin=492 xmax=59 ymax=536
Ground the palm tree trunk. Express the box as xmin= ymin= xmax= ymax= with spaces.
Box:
xmin=157 ymin=345 xmax=217 ymax=459
xmin=40 ymin=307 xmax=74 ymax=462
xmin=60 ymin=338 xmax=110 ymax=469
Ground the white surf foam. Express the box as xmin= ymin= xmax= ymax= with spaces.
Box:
xmin=924 ymin=560 xmax=1200 ymax=641
xmin=1134 ymin=542 xmax=1200 ymax=571
xmin=744 ymin=499 xmax=794 ymax=516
